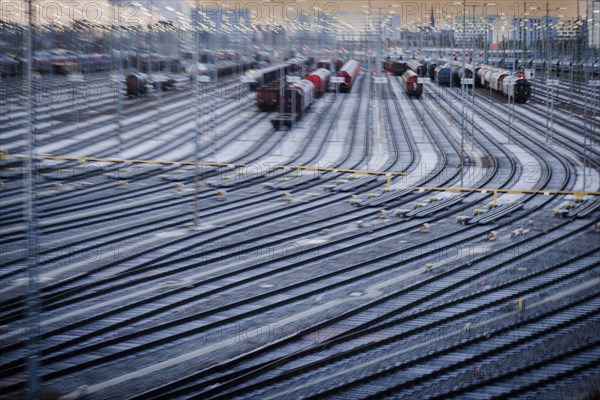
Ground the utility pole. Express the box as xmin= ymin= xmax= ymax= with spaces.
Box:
xmin=24 ymin=0 xmax=41 ymax=398
xmin=460 ymin=0 xmax=466 ymax=187
xmin=544 ymin=0 xmax=551 ymax=143
xmin=471 ymin=4 xmax=477 ymax=150
xmin=522 ymin=0 xmax=527 ymax=67
xmin=192 ymin=1 xmax=201 ymax=228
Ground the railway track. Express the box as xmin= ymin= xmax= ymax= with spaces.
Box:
xmin=0 ymin=65 xmax=598 ymax=400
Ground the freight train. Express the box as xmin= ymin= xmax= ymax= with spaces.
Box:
xmin=187 ymin=59 xmax=253 ymax=81
xmin=446 ymin=61 xmax=475 ymax=87
xmin=477 ymin=66 xmax=532 ymax=103
xmin=434 ymin=65 xmax=453 ymax=86
xmin=306 ymin=68 xmax=331 ymax=96
xmin=407 ymin=59 xmax=427 ymax=77
xmin=317 ymin=59 xmax=332 ymax=70
xmin=401 ymin=70 xmax=423 ymax=97
xmin=243 ymin=56 xmax=309 ymax=91
xmin=125 ymin=73 xmax=176 ymax=97
xmin=383 ymin=59 xmax=409 ymax=76
xmin=271 ymin=80 xmax=316 ymax=128
xmin=256 ymin=82 xmax=282 ymax=111
xmin=336 ymin=60 xmax=360 ymax=92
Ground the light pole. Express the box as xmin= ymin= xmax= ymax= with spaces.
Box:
xmin=113 ymin=18 xmax=124 ymax=159
xmin=192 ymin=1 xmax=202 ymax=228
xmin=24 ymin=0 xmax=41 ymax=397
xmin=543 ymin=3 xmax=566 ymax=143
xmin=483 ymin=7 xmax=492 ymax=65
xmin=469 ymin=4 xmax=478 ymax=150
xmin=458 ymin=0 xmax=466 ymax=187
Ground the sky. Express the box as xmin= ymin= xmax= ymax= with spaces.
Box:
xmin=0 ymin=0 xmax=586 ymax=27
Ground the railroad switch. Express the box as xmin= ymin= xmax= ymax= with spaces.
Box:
xmin=486 ymin=230 xmax=498 ymax=241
